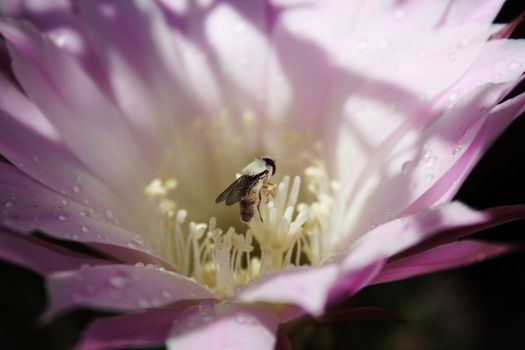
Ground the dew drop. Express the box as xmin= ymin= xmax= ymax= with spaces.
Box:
xmin=234 ymin=22 xmax=247 ymax=34
xmin=32 ymin=155 xmax=40 ymax=163
xmin=198 ymin=301 xmax=215 ymax=313
xmin=452 ymin=145 xmax=462 ymax=157
xmin=105 ymin=209 xmax=114 ymax=219
xmin=132 ymin=234 xmax=144 ymax=244
xmin=425 ymin=174 xmax=434 ymax=183
xmin=58 ymin=214 xmax=67 ymax=221
xmin=110 ymin=275 xmax=129 ymax=288
xmin=79 ymin=211 xmax=87 ymax=217
xmin=393 ymin=9 xmax=405 ymax=19
xmin=81 ymin=225 xmax=90 ymax=233
xmin=202 ymin=315 xmax=214 ymax=323
xmin=448 ymin=91 xmax=459 ymax=101
xmin=357 ymin=39 xmax=368 ymax=50
xmin=401 ymin=160 xmax=414 ymax=174
xmin=508 ymin=61 xmax=521 ymax=71
xmin=222 ymin=339 xmax=234 ymax=348
xmin=459 ymin=38 xmax=469 ymax=48
xmin=426 ymin=156 xmax=437 ymax=168
xmin=239 ymin=55 xmax=250 ymax=67
xmin=4 ymin=201 xmax=13 ymax=208
xmin=61 ymin=199 xmax=68 ymax=206
xmin=137 ymin=298 xmax=150 ymax=308
xmin=73 ymin=186 xmax=81 ymax=194
xmin=162 ymin=290 xmax=172 ymax=299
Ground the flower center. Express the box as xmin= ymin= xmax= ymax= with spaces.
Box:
xmin=141 ymin=111 xmax=343 ymax=297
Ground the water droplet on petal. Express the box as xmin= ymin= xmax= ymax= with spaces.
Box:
xmin=81 ymin=225 xmax=90 ymax=233
xmin=357 ymin=39 xmax=368 ymax=50
xmin=448 ymin=91 xmax=459 ymax=101
xmin=426 ymin=156 xmax=437 ymax=168
xmin=425 ymin=174 xmax=434 ymax=183
xmin=162 ymin=290 xmax=172 ymax=299
xmin=32 ymin=155 xmax=40 ymax=163
xmin=401 ymin=160 xmax=414 ymax=174
xmin=73 ymin=186 xmax=81 ymax=194
xmin=4 ymin=201 xmax=13 ymax=208
xmin=393 ymin=9 xmax=405 ymax=19
xmin=110 ymin=274 xmax=129 ymax=288
xmin=452 ymin=145 xmax=462 ymax=157
xmin=234 ymin=22 xmax=247 ymax=34
xmin=61 ymin=199 xmax=68 ymax=206
xmin=58 ymin=215 xmax=67 ymax=221
xmin=459 ymin=38 xmax=469 ymax=48
xmin=137 ymin=298 xmax=150 ymax=308
xmin=508 ymin=61 xmax=521 ymax=71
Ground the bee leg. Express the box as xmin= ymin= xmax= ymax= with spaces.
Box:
xmin=257 ymin=190 xmax=264 ymax=222
xmin=266 ymin=182 xmax=276 ymax=203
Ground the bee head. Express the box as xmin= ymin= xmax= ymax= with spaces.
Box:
xmin=261 ymin=157 xmax=276 ymax=176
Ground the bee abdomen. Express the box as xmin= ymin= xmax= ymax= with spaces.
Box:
xmin=239 ymin=198 xmax=255 ymax=222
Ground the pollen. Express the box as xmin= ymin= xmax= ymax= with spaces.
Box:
xmin=143 ymin=161 xmax=339 ymax=297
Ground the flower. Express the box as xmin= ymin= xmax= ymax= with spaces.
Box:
xmin=0 ymin=0 xmax=524 ymax=349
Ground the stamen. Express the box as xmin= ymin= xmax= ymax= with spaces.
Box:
xmin=141 ymin=160 xmax=339 ymax=297
xmin=141 ymin=112 xmax=341 ymax=297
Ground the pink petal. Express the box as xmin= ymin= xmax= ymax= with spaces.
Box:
xmin=0 ymin=72 xmax=57 ymax=139
xmin=235 ymin=202 xmax=524 ymax=321
xmin=73 ymin=0 xmax=195 ymax=160
xmin=167 ymin=303 xmax=279 ymax=350
xmin=235 ymin=265 xmax=338 ymax=318
xmin=393 ymin=205 xmax=525 ymax=262
xmin=45 ymin=264 xmax=215 ymax=320
xmin=342 ymin=202 xmax=512 ymax=269
xmin=489 ymin=12 xmax=525 ymax=40
xmin=402 ymin=92 xmax=525 ymax=215
xmin=0 ymin=229 xmax=109 ymax=275
xmin=441 ymin=0 xmax=505 ymax=25
xmin=0 ymin=106 xmax=133 ymax=228
xmin=0 ymin=19 xmax=151 ymax=194
xmin=372 ymin=240 xmax=512 ymax=285
xmin=359 ymin=82 xmax=516 ymax=229
xmin=201 ymin=0 xmax=270 ymax=113
xmin=235 ymin=260 xmax=382 ymax=322
xmin=0 ymin=163 xmax=170 ymax=267
xmin=77 ymin=304 xmax=191 ymax=350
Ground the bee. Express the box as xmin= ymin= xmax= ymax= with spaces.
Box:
xmin=215 ymin=157 xmax=276 ymax=223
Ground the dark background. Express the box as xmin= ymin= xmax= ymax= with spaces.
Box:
xmin=1 ymin=1 xmax=525 ymax=349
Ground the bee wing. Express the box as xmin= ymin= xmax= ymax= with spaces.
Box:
xmin=215 ymin=175 xmax=260 ymax=206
